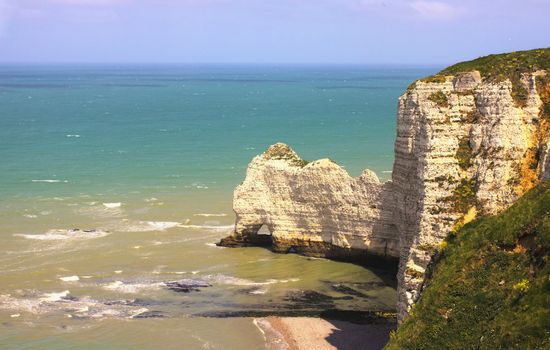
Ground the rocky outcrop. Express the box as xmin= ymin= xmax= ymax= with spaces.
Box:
xmin=394 ymin=70 xmax=549 ymax=321
xmin=220 ymin=50 xmax=550 ymax=322
xmin=219 ymin=143 xmax=399 ymax=262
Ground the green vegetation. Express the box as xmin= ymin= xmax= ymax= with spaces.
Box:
xmin=428 ymin=91 xmax=449 ymax=108
xmin=264 ymin=143 xmax=309 ymax=167
xmin=536 ymin=75 xmax=550 ymax=119
xmin=456 ymin=136 xmax=474 ymax=170
xmin=417 ymin=48 xmax=550 ymax=106
xmin=444 ymin=178 xmax=477 ymax=213
xmin=386 ymin=181 xmax=550 ymax=350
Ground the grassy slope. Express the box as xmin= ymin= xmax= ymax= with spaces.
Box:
xmin=411 ymin=48 xmax=550 ymax=106
xmin=439 ymin=48 xmax=550 ymax=80
xmin=385 ymin=181 xmax=550 ymax=349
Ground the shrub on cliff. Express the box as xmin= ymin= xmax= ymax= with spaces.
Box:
xmin=417 ymin=48 xmax=550 ymax=106
xmin=385 ymin=180 xmax=550 ymax=349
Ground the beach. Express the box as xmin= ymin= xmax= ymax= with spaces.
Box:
xmin=0 ymin=64 xmax=428 ymax=349
xmin=257 ymin=317 xmax=395 ymax=350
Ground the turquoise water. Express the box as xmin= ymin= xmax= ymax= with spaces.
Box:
xmin=0 ymin=65 xmax=438 ymax=349
xmin=0 ymin=65 xmax=437 ymax=201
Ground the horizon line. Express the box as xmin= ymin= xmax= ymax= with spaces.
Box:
xmin=0 ymin=61 xmax=447 ymax=67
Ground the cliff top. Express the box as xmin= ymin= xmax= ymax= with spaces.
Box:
xmin=411 ymin=47 xmax=550 ymax=107
xmin=438 ymin=47 xmax=550 ymax=80
xmin=262 ymin=143 xmax=309 ymax=167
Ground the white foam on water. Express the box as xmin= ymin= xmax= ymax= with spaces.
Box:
xmin=77 ymin=204 xmax=124 ymax=218
xmin=14 ymin=229 xmax=111 ymax=241
xmin=253 ymin=318 xmax=289 ymax=350
xmin=249 ymin=289 xmax=267 ymax=295
xmin=102 ymin=281 xmax=163 ymax=294
xmin=59 ymin=275 xmax=80 ymax=282
xmin=40 ymin=290 xmax=71 ymax=302
xmin=31 ymin=179 xmax=68 ymax=183
xmin=203 ymin=274 xmax=300 ymax=287
xmin=178 ymin=224 xmax=234 ymax=232
xmin=0 ymin=293 xmax=150 ymax=319
xmin=381 ymin=170 xmax=393 ymax=173
xmin=203 ymin=274 xmax=275 ymax=286
xmin=193 ymin=213 xmax=228 ymax=217
xmin=23 ymin=214 xmax=37 ymax=219
xmin=103 ymin=202 xmax=122 ymax=209
xmin=66 ymin=134 xmax=81 ymax=138
xmin=115 ymin=221 xmax=180 ymax=232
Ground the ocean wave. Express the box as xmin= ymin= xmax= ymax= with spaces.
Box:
xmin=77 ymin=203 xmax=124 ymax=218
xmin=14 ymin=229 xmax=111 ymax=241
xmin=115 ymin=221 xmax=180 ymax=232
xmin=103 ymin=202 xmax=122 ymax=208
xmin=40 ymin=290 xmax=71 ymax=302
xmin=66 ymin=134 xmax=81 ymax=138
xmin=59 ymin=275 xmax=80 ymax=282
xmin=203 ymin=274 xmax=299 ymax=287
xmin=31 ymin=179 xmax=68 ymax=183
xmin=0 ymin=292 xmax=149 ymax=319
xmin=102 ymin=281 xmax=163 ymax=294
xmin=193 ymin=213 xmax=228 ymax=217
xmin=178 ymin=224 xmax=233 ymax=231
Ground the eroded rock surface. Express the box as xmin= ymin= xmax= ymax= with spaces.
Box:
xmin=220 ymin=69 xmax=550 ymax=322
xmin=219 ymin=143 xmax=399 ymax=262
xmin=394 ymin=70 xmax=549 ymax=321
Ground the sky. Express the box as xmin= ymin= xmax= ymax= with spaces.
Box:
xmin=0 ymin=0 xmax=548 ymax=64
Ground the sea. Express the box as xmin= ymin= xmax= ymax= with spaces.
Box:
xmin=0 ymin=64 xmax=438 ymax=349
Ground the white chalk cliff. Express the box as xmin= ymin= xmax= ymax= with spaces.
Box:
xmin=219 ymin=143 xmax=399 ymax=261
xmin=220 ymin=57 xmax=550 ymax=321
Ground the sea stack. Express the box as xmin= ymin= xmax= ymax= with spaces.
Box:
xmin=218 ymin=142 xmax=399 ymax=262
xmin=220 ymin=49 xmax=550 ymax=322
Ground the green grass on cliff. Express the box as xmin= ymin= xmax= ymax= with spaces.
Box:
xmin=385 ymin=181 xmax=550 ymax=350
xmin=439 ymin=48 xmax=550 ymax=80
xmin=413 ymin=48 xmax=550 ymax=106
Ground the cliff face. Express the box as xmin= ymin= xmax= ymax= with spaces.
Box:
xmin=220 ymin=49 xmax=550 ymax=322
xmin=394 ymin=69 xmax=550 ymax=320
xmin=386 ymin=181 xmax=550 ymax=349
xmin=219 ymin=143 xmax=399 ymax=261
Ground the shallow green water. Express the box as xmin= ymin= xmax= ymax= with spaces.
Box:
xmin=0 ymin=65 xmax=438 ymax=349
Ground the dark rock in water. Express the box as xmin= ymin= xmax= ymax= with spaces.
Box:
xmin=321 ymin=280 xmax=388 ymax=291
xmin=164 ymin=279 xmax=211 ymax=293
xmin=283 ymin=290 xmax=336 ymax=308
xmin=127 ymin=298 xmax=154 ymax=306
xmin=237 ymin=287 xmax=265 ymax=295
xmin=61 ymin=295 xmax=79 ymax=301
xmin=329 ymin=283 xmax=370 ymax=298
xmin=133 ymin=311 xmax=166 ymax=319
xmin=195 ymin=309 xmax=397 ymax=324
xmin=104 ymin=299 xmax=135 ymax=306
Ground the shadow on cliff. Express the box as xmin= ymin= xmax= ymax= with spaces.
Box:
xmin=322 ymin=319 xmax=395 ymax=350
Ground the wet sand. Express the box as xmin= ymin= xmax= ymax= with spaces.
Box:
xmin=257 ymin=317 xmax=395 ymax=350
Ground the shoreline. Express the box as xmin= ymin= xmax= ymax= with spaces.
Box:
xmin=255 ymin=317 xmax=395 ymax=350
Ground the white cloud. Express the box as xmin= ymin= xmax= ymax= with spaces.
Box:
xmin=410 ymin=1 xmax=460 ymax=20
